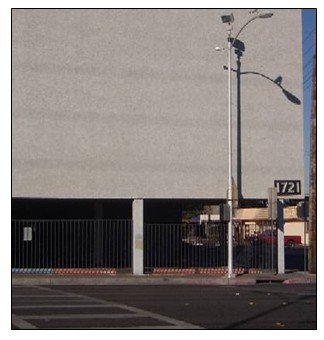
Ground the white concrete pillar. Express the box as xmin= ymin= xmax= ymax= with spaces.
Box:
xmin=132 ymin=199 xmax=144 ymax=275
xmin=277 ymin=200 xmax=285 ymax=274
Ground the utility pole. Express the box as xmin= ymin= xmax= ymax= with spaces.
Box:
xmin=308 ymin=27 xmax=316 ymax=274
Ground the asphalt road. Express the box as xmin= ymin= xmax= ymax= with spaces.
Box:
xmin=12 ymin=283 xmax=316 ymax=330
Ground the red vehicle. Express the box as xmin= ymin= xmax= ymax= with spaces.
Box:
xmin=258 ymin=230 xmax=302 ymax=247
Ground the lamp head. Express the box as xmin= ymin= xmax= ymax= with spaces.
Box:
xmin=221 ymin=13 xmax=234 ymax=24
xmin=258 ymin=13 xmax=273 ymax=19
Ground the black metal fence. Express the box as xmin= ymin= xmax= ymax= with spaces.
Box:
xmin=12 ymin=219 xmax=280 ymax=274
xmin=12 ymin=220 xmax=132 ymax=273
xmin=144 ymin=222 xmax=277 ymax=273
xmin=144 ymin=223 xmax=226 ymax=271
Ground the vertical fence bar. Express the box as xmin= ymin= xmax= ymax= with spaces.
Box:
xmin=112 ymin=220 xmax=115 ymax=268
xmin=86 ymin=220 xmax=89 ymax=268
xmin=12 ymin=221 xmax=15 ymax=271
xmin=154 ymin=224 xmax=157 ymax=270
xmin=108 ymin=220 xmax=111 ymax=268
xmin=77 ymin=221 xmax=84 ymax=268
xmin=64 ymin=220 xmax=67 ymax=268
xmin=82 ymin=220 xmax=85 ymax=268
xmin=58 ymin=220 xmax=61 ymax=269
xmin=87 ymin=220 xmax=90 ymax=268
xmin=182 ymin=225 xmax=185 ymax=269
xmin=161 ymin=224 xmax=164 ymax=269
xmin=54 ymin=221 xmax=62 ymax=268
xmin=85 ymin=220 xmax=88 ymax=268
xmin=69 ymin=220 xmax=71 ymax=269
xmin=35 ymin=221 xmax=38 ymax=271
xmin=90 ymin=220 xmax=93 ymax=268
xmin=26 ymin=221 xmax=29 ymax=271
xmin=161 ymin=224 xmax=163 ymax=268
xmin=164 ymin=224 xmax=167 ymax=268
xmin=121 ymin=220 xmax=124 ymax=269
xmin=91 ymin=220 xmax=94 ymax=268
xmin=41 ymin=221 xmax=44 ymax=271
xmin=158 ymin=224 xmax=162 ymax=267
xmin=40 ymin=221 xmax=42 ymax=271
xmin=21 ymin=221 xmax=24 ymax=271
xmin=37 ymin=221 xmax=41 ymax=269
xmin=59 ymin=220 xmax=61 ymax=269
xmin=15 ymin=221 xmax=18 ymax=270
xmin=73 ymin=220 xmax=75 ymax=269
xmin=95 ymin=220 xmax=97 ymax=268
xmin=117 ymin=220 xmax=120 ymax=269
xmin=145 ymin=224 xmax=148 ymax=272
xmin=20 ymin=220 xmax=23 ymax=270
xmin=173 ymin=224 xmax=176 ymax=268
xmin=177 ymin=224 xmax=180 ymax=269
xmin=56 ymin=221 xmax=63 ymax=268
xmin=123 ymin=220 xmax=126 ymax=269
xmin=127 ymin=220 xmax=130 ymax=270
xmin=130 ymin=220 xmax=132 ymax=270
xmin=12 ymin=221 xmax=15 ymax=270
xmin=165 ymin=225 xmax=168 ymax=268
xmin=77 ymin=220 xmax=79 ymax=268
xmin=21 ymin=221 xmax=25 ymax=270
xmin=120 ymin=220 xmax=122 ymax=269
xmin=123 ymin=221 xmax=126 ymax=269
xmin=34 ymin=221 xmax=38 ymax=271
xmin=156 ymin=224 xmax=159 ymax=268
xmin=168 ymin=224 xmax=170 ymax=269
xmin=31 ymin=221 xmax=35 ymax=271
xmin=49 ymin=221 xmax=52 ymax=270
xmin=151 ymin=224 xmax=154 ymax=270
xmin=103 ymin=220 xmax=107 ymax=268
xmin=170 ymin=224 xmax=172 ymax=268
xmin=12 ymin=221 xmax=14 ymax=271
xmin=107 ymin=220 xmax=110 ymax=268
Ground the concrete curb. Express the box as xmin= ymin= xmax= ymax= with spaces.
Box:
xmin=12 ymin=275 xmax=255 ymax=286
xmin=12 ymin=272 xmax=316 ymax=286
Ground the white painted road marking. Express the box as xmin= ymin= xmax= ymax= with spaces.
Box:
xmin=12 ymin=314 xmax=38 ymax=329
xmin=12 ymin=285 xmax=203 ymax=329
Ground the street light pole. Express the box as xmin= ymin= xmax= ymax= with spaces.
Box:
xmin=227 ymin=27 xmax=234 ymax=278
xmin=218 ymin=12 xmax=273 ymax=279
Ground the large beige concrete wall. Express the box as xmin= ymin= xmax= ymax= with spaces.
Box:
xmin=12 ymin=9 xmax=304 ymax=199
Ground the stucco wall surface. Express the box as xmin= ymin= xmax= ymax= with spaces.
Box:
xmin=12 ymin=9 xmax=304 ymax=199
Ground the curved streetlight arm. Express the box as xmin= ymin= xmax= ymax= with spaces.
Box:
xmin=229 ymin=13 xmax=273 ymax=50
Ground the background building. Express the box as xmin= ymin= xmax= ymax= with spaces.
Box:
xmin=12 ymin=9 xmax=305 ymax=274
xmin=12 ymin=9 xmax=304 ymax=202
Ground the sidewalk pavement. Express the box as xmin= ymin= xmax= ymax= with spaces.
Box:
xmin=12 ymin=271 xmax=316 ymax=286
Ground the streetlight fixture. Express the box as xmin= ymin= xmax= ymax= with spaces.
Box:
xmin=221 ymin=13 xmax=235 ymax=24
xmin=218 ymin=11 xmax=273 ymax=279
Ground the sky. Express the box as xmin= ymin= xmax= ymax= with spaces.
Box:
xmin=302 ymin=8 xmax=316 ymax=196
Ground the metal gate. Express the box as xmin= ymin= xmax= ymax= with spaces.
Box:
xmin=144 ymin=222 xmax=277 ymax=274
xmin=233 ymin=221 xmax=277 ymax=272
xmin=12 ymin=219 xmax=132 ymax=274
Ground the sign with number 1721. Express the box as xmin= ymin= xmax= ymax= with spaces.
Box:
xmin=274 ymin=180 xmax=301 ymax=196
